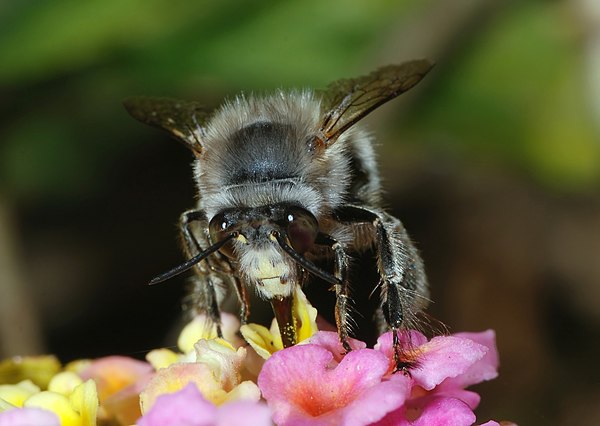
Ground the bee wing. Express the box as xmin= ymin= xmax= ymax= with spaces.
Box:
xmin=316 ymin=60 xmax=433 ymax=148
xmin=123 ymin=96 xmax=210 ymax=155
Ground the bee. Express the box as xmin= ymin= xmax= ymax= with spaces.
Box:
xmin=124 ymin=60 xmax=433 ymax=369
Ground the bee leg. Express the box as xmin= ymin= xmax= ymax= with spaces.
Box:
xmin=180 ymin=209 xmax=225 ymax=337
xmin=334 ymin=205 xmax=428 ymax=371
xmin=233 ymin=279 xmax=250 ymax=325
xmin=316 ymin=234 xmax=352 ymax=353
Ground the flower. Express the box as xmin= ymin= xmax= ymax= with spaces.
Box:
xmin=257 ymin=329 xmax=501 ymax=426
xmin=138 ymin=383 xmax=272 ymax=426
xmin=0 ymin=360 xmax=99 ymax=426
xmin=258 ymin=342 xmax=412 ymax=426
xmin=0 ymin=287 xmax=512 ymax=426
xmin=79 ymin=356 xmax=154 ymax=425
xmin=0 ymin=407 xmax=60 ymax=426
xmin=240 ymin=286 xmax=319 ymax=360
xmin=140 ymin=335 xmax=261 ymax=414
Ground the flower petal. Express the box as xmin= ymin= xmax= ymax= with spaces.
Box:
xmin=68 ymin=380 xmax=98 ymax=426
xmin=79 ymin=356 xmax=153 ymax=402
xmin=0 ymin=381 xmax=40 ymax=408
xmin=138 ymin=383 xmax=216 ymax=426
xmin=146 ymin=348 xmax=180 ymax=370
xmin=409 ymin=396 xmax=476 ymax=426
xmin=0 ymin=407 xmax=60 ymax=426
xmin=259 ymin=344 xmax=410 ymax=426
xmin=0 ymin=356 xmax=61 ymax=389
xmin=216 ymin=400 xmax=272 ymax=426
xmin=240 ymin=324 xmax=280 ymax=360
xmin=194 ymin=339 xmax=245 ymax=391
xmin=23 ymin=391 xmax=81 ymax=425
xmin=375 ymin=332 xmax=487 ymax=390
xmin=48 ymin=372 xmax=83 ymax=396
xmin=178 ymin=313 xmax=242 ymax=354
xmin=307 ymin=331 xmax=366 ymax=363
xmin=446 ymin=330 xmax=499 ymax=387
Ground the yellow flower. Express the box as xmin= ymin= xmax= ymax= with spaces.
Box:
xmin=22 ymin=379 xmax=98 ymax=426
xmin=0 ymin=355 xmax=61 ymax=389
xmin=240 ymin=286 xmax=318 ymax=359
xmin=0 ymin=380 xmax=40 ymax=408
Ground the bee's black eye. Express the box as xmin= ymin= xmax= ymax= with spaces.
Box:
xmin=209 ymin=212 xmax=237 ymax=258
xmin=286 ymin=207 xmax=318 ymax=254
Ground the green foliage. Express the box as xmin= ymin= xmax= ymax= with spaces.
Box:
xmin=0 ymin=0 xmax=598 ymax=198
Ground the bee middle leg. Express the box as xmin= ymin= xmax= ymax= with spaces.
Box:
xmin=316 ymin=233 xmax=352 ymax=353
xmin=334 ymin=205 xmax=429 ymax=371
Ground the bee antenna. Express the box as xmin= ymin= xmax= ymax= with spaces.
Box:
xmin=273 ymin=232 xmax=341 ymax=285
xmin=148 ymin=233 xmax=237 ymax=285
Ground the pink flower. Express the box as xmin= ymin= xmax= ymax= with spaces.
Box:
xmin=138 ymin=383 xmax=271 ymax=426
xmin=373 ymin=331 xmax=491 ymax=390
xmin=258 ymin=342 xmax=411 ymax=426
xmin=79 ymin=355 xmax=154 ymax=424
xmin=0 ymin=408 xmax=60 ymax=426
xmin=373 ymin=395 xmax=476 ymax=426
xmin=258 ymin=330 xmax=501 ymax=426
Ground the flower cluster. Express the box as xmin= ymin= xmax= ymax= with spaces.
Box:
xmin=0 ymin=288 xmax=511 ymax=426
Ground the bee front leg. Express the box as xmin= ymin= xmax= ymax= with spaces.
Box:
xmin=316 ymin=233 xmax=352 ymax=353
xmin=335 ymin=205 xmax=429 ymax=371
xmin=179 ymin=209 xmax=244 ymax=335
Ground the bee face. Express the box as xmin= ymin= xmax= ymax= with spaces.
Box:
xmin=207 ymin=203 xmax=319 ymax=299
xmin=125 ymin=60 xmax=434 ymax=363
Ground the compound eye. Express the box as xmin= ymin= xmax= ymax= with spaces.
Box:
xmin=208 ymin=212 xmax=237 ymax=258
xmin=286 ymin=207 xmax=318 ymax=254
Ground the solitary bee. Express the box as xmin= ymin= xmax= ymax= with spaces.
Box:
xmin=124 ymin=60 xmax=433 ymax=368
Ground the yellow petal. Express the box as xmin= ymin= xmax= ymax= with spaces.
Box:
xmin=65 ymin=359 xmax=92 ymax=376
xmin=194 ymin=339 xmax=244 ymax=390
xmin=222 ymin=380 xmax=261 ymax=403
xmin=24 ymin=391 xmax=81 ymax=426
xmin=48 ymin=372 xmax=83 ymax=396
xmin=146 ymin=348 xmax=180 ymax=370
xmin=0 ymin=380 xmax=40 ymax=407
xmin=177 ymin=315 xmax=219 ymax=353
xmin=69 ymin=380 xmax=98 ymax=426
xmin=293 ymin=286 xmax=319 ymax=342
xmin=240 ymin=324 xmax=281 ymax=359
xmin=0 ymin=355 xmax=61 ymax=389
xmin=139 ymin=362 xmax=227 ymax=412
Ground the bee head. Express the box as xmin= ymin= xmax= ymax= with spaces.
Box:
xmin=208 ymin=203 xmax=320 ymax=299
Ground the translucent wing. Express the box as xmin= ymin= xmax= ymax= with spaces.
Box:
xmin=123 ymin=97 xmax=210 ymax=155
xmin=316 ymin=60 xmax=433 ymax=148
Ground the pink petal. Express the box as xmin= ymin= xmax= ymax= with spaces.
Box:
xmin=430 ymin=388 xmax=481 ymax=410
xmin=373 ymin=395 xmax=476 ymax=426
xmin=80 ymin=355 xmax=153 ymax=402
xmin=259 ymin=344 xmax=410 ymax=426
xmin=0 ymin=408 xmax=60 ymax=426
xmin=216 ymin=401 xmax=272 ymax=426
xmin=409 ymin=396 xmax=477 ymax=426
xmin=137 ymin=383 xmax=216 ymax=426
xmin=446 ymin=330 xmax=499 ymax=387
xmin=307 ymin=331 xmax=367 ymax=363
xmin=375 ymin=332 xmax=487 ymax=390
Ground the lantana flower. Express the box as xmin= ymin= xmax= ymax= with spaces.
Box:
xmin=240 ymin=286 xmax=319 ymax=359
xmin=0 ymin=367 xmax=99 ymax=426
xmin=257 ymin=329 xmax=501 ymax=426
xmin=138 ymin=383 xmax=271 ymax=426
xmin=0 ymin=286 xmax=513 ymax=426
xmin=138 ymin=311 xmax=263 ymax=420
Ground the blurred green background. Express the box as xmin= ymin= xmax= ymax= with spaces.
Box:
xmin=1 ymin=0 xmax=599 ymax=424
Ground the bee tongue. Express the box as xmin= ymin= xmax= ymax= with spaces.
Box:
xmin=270 ymin=294 xmax=296 ymax=348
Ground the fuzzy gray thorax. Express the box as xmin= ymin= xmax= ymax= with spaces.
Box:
xmin=193 ymin=91 xmax=353 ymax=221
